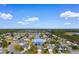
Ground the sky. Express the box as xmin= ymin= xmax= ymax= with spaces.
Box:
xmin=0 ymin=4 xmax=79 ymax=29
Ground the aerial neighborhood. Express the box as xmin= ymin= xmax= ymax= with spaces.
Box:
xmin=0 ymin=29 xmax=79 ymax=54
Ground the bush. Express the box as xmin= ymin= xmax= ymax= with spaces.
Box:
xmin=2 ymin=40 xmax=8 ymax=48
xmin=43 ymin=49 xmax=49 ymax=53
xmin=72 ymin=46 xmax=79 ymax=50
xmin=14 ymin=44 xmax=24 ymax=51
xmin=26 ymin=45 xmax=37 ymax=54
xmin=50 ymin=41 xmax=55 ymax=44
xmin=70 ymin=45 xmax=79 ymax=50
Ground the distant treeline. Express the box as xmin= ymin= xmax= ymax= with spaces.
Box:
xmin=0 ymin=29 xmax=21 ymax=33
xmin=0 ymin=29 xmax=79 ymax=33
xmin=50 ymin=29 xmax=79 ymax=37
xmin=50 ymin=29 xmax=79 ymax=32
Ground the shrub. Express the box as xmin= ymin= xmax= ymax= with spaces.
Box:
xmin=2 ymin=40 xmax=8 ymax=48
xmin=26 ymin=45 xmax=37 ymax=54
xmin=14 ymin=44 xmax=24 ymax=51
xmin=72 ymin=46 xmax=79 ymax=50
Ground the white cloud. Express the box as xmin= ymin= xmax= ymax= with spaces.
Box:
xmin=18 ymin=16 xmax=39 ymax=25
xmin=24 ymin=17 xmax=39 ymax=22
xmin=0 ymin=12 xmax=13 ymax=20
xmin=64 ymin=22 xmax=71 ymax=25
xmin=17 ymin=21 xmax=26 ymax=25
xmin=60 ymin=11 xmax=79 ymax=19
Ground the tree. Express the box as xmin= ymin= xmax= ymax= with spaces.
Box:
xmin=2 ymin=40 xmax=8 ymax=48
xmin=14 ymin=44 xmax=24 ymax=51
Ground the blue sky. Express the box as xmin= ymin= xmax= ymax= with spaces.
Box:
xmin=0 ymin=4 xmax=79 ymax=29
